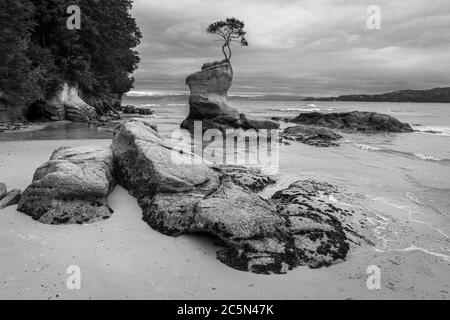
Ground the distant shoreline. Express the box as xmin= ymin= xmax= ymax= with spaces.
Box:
xmin=124 ymin=86 xmax=450 ymax=103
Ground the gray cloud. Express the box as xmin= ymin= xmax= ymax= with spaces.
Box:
xmin=130 ymin=0 xmax=450 ymax=96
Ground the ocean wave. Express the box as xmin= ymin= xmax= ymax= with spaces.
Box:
xmin=137 ymin=103 xmax=158 ymax=108
xmin=412 ymin=125 xmax=450 ymax=137
xmin=353 ymin=143 xmax=450 ymax=165
xmin=165 ymin=103 xmax=186 ymax=107
xmin=126 ymin=90 xmax=188 ymax=97
xmin=268 ymin=108 xmax=321 ymax=112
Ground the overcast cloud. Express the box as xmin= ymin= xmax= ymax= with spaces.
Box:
xmin=130 ymin=0 xmax=450 ymax=96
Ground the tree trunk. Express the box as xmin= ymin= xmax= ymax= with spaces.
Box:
xmin=221 ymin=43 xmax=229 ymax=61
xmin=226 ymin=44 xmax=232 ymax=61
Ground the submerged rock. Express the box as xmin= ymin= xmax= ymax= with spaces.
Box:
xmin=0 ymin=189 xmax=22 ymax=210
xmin=281 ymin=125 xmax=342 ymax=147
xmin=181 ymin=61 xmax=279 ymax=132
xmin=18 ymin=145 xmax=115 ymax=224
xmin=112 ymin=119 xmax=370 ymax=274
xmin=291 ymin=111 xmax=414 ymax=133
xmin=121 ymin=105 xmax=154 ymax=115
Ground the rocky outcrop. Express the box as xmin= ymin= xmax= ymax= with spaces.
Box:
xmin=112 ymin=119 xmax=218 ymax=198
xmin=181 ymin=61 xmax=279 ymax=132
xmin=212 ymin=165 xmax=276 ymax=192
xmin=17 ymin=145 xmax=115 ymax=224
xmin=292 ymin=111 xmax=413 ymax=133
xmin=112 ymin=119 xmax=370 ymax=274
xmin=220 ymin=180 xmax=372 ymax=273
xmin=281 ymin=125 xmax=342 ymax=147
xmin=0 ymin=189 xmax=22 ymax=210
xmin=43 ymin=83 xmax=97 ymax=122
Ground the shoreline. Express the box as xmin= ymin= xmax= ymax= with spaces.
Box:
xmin=1 ymin=138 xmax=449 ymax=299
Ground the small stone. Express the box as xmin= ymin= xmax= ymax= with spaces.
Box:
xmin=0 ymin=182 xmax=7 ymax=201
xmin=0 ymin=189 xmax=22 ymax=210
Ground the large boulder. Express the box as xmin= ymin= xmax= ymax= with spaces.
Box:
xmin=112 ymin=119 xmax=219 ymax=199
xmin=112 ymin=119 xmax=370 ymax=274
xmin=17 ymin=145 xmax=115 ymax=224
xmin=291 ymin=111 xmax=413 ymax=133
xmin=281 ymin=125 xmax=342 ymax=147
xmin=44 ymin=82 xmax=97 ymax=122
xmin=181 ymin=61 xmax=279 ymax=132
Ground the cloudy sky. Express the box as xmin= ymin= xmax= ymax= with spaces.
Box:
xmin=130 ymin=0 xmax=450 ymax=96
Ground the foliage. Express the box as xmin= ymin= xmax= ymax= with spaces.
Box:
xmin=207 ymin=17 xmax=248 ymax=61
xmin=0 ymin=0 xmax=142 ymax=116
xmin=0 ymin=0 xmax=44 ymax=109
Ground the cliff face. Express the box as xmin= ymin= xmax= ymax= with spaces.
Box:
xmin=44 ymin=83 xmax=97 ymax=122
xmin=181 ymin=61 xmax=279 ymax=132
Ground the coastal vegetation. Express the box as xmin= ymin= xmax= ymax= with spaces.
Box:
xmin=207 ymin=17 xmax=248 ymax=62
xmin=0 ymin=0 xmax=141 ymax=122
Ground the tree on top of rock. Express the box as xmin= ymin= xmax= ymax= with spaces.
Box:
xmin=207 ymin=17 xmax=248 ymax=62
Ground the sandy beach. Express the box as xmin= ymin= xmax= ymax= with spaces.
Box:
xmin=1 ymin=139 xmax=449 ymax=300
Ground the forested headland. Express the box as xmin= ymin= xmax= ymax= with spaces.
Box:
xmin=0 ymin=0 xmax=141 ymax=122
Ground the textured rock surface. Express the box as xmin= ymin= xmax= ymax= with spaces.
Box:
xmin=281 ymin=125 xmax=342 ymax=147
xmin=112 ymin=119 xmax=370 ymax=274
xmin=181 ymin=61 xmax=279 ymax=132
xmin=218 ymin=180 xmax=372 ymax=273
xmin=0 ymin=182 xmax=6 ymax=200
xmin=44 ymin=83 xmax=97 ymax=122
xmin=17 ymin=145 xmax=115 ymax=224
xmin=292 ymin=111 xmax=413 ymax=133
xmin=0 ymin=189 xmax=22 ymax=210
xmin=112 ymin=119 xmax=219 ymax=200
xmin=212 ymin=165 xmax=276 ymax=192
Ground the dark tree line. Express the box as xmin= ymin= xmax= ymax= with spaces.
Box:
xmin=0 ymin=0 xmax=141 ymax=114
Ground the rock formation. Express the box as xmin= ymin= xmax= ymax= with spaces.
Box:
xmin=18 ymin=145 xmax=115 ymax=224
xmin=291 ymin=111 xmax=414 ymax=133
xmin=0 ymin=182 xmax=6 ymax=200
xmin=111 ymin=119 xmax=370 ymax=274
xmin=281 ymin=125 xmax=342 ymax=147
xmin=0 ymin=189 xmax=22 ymax=210
xmin=121 ymin=105 xmax=154 ymax=115
xmin=16 ymin=118 xmax=372 ymax=274
xmin=43 ymin=82 xmax=97 ymax=122
xmin=181 ymin=61 xmax=279 ymax=132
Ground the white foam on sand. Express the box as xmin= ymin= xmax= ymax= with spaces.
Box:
xmin=354 ymin=144 xmax=382 ymax=151
xmin=268 ymin=107 xmax=321 ymax=112
xmin=412 ymin=125 xmax=450 ymax=137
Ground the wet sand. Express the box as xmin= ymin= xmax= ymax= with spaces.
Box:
xmin=1 ymin=139 xmax=449 ymax=299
